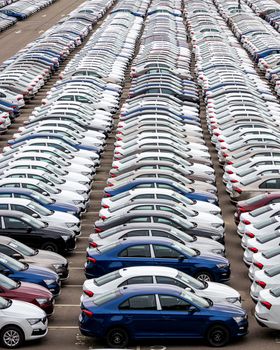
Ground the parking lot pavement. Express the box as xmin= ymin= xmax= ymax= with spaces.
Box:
xmin=0 ymin=0 xmax=87 ymax=64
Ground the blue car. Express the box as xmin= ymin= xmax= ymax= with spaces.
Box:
xmin=85 ymin=237 xmax=230 ymax=282
xmin=104 ymin=178 xmax=218 ymax=204
xmin=0 ymin=188 xmax=80 ymax=216
xmin=79 ymin=284 xmax=248 ymax=347
xmin=0 ymin=252 xmax=60 ymax=296
xmin=7 ymin=132 xmax=101 ymax=152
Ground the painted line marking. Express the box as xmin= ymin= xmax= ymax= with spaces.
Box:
xmin=55 ymin=304 xmax=80 ymax=307
xmin=49 ymin=326 xmax=79 ymax=330
xmin=15 ymin=30 xmax=22 ymax=34
xmin=72 ymin=250 xmax=86 ymax=253
xmin=63 ymin=285 xmax=83 ymax=287
xmin=41 ymin=14 xmax=46 ymax=17
xmin=69 ymin=267 xmax=84 ymax=270
xmin=38 ymin=30 xmax=44 ymax=33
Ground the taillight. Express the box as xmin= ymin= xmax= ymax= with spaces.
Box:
xmin=239 ymin=207 xmax=247 ymax=213
xmin=260 ymin=301 xmax=272 ymax=310
xmin=234 ymin=187 xmax=242 ymax=194
xmin=100 ymin=215 xmax=107 ymax=220
xmin=256 ymin=280 xmax=266 ymax=288
xmin=89 ymin=242 xmax=98 ymax=248
xmin=95 ymin=228 xmax=102 ymax=233
xmin=242 ymin=219 xmax=251 ymax=225
xmin=254 ymin=262 xmax=263 ymax=269
xmin=82 ymin=309 xmax=93 ymax=317
xmin=83 ymin=290 xmax=94 ymax=297
xmin=110 ymin=173 xmax=116 ymax=178
xmin=227 ymin=161 xmax=234 ymax=165
xmin=226 ymin=170 xmax=233 ymax=174
xmin=249 ymin=247 xmax=258 ymax=253
xmin=230 ymin=179 xmax=238 ymax=183
xmin=108 ymin=183 xmax=114 ymax=187
xmin=112 ymin=166 xmax=119 ymax=169
xmin=102 ymin=204 xmax=110 ymax=208
xmin=87 ymin=257 xmax=96 ymax=263
xmin=245 ymin=232 xmax=255 ymax=238
xmin=105 ymin=193 xmax=112 ymax=197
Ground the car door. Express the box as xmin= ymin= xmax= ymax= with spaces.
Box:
xmin=151 ymin=244 xmax=190 ymax=272
xmin=118 ymin=294 xmax=160 ymax=337
xmin=157 ymin=294 xmax=202 ymax=337
xmin=117 ymin=244 xmax=152 ymax=268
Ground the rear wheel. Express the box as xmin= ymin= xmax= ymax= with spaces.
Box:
xmin=206 ymin=325 xmax=230 ymax=347
xmin=106 ymin=327 xmax=129 ymax=348
xmin=41 ymin=241 xmax=59 ymax=252
xmin=0 ymin=326 xmax=24 ymax=349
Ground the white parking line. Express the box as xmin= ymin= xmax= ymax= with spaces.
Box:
xmin=55 ymin=304 xmax=80 ymax=307
xmin=69 ymin=267 xmax=84 ymax=270
xmin=15 ymin=30 xmax=22 ymax=34
xmin=41 ymin=14 xmax=46 ymax=17
xmin=48 ymin=326 xmax=79 ymax=330
xmin=64 ymin=285 xmax=83 ymax=287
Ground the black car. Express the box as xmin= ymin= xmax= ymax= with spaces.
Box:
xmin=0 ymin=210 xmax=76 ymax=254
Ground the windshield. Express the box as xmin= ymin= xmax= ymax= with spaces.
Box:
xmin=45 ymin=173 xmax=63 ymax=185
xmin=94 ymin=270 xmax=121 ymax=286
xmin=8 ymin=239 xmax=35 ymax=256
xmin=39 ymin=181 xmax=59 ymax=195
xmin=23 ymin=215 xmax=45 ymax=229
xmin=28 ymin=201 xmax=52 ymax=216
xmin=0 ymin=296 xmax=11 ymax=309
xmin=46 ymin=164 xmax=67 ymax=176
xmin=31 ymin=190 xmax=53 ymax=204
xmin=0 ymin=274 xmax=18 ymax=290
xmin=171 ymin=242 xmax=196 ymax=257
xmin=0 ymin=253 xmax=25 ymax=271
xmin=173 ymin=192 xmax=193 ymax=205
xmin=177 ymin=271 xmax=205 ymax=290
xmin=181 ymin=290 xmax=210 ymax=308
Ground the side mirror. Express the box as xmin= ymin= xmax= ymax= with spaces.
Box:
xmin=42 ymin=192 xmax=48 ymax=196
xmin=12 ymin=253 xmax=22 ymax=260
xmin=27 ymin=227 xmax=32 ymax=233
xmin=178 ymin=255 xmax=185 ymax=262
xmin=32 ymin=213 xmax=39 ymax=218
xmin=188 ymin=306 xmax=197 ymax=313
xmin=2 ymin=269 xmax=10 ymax=276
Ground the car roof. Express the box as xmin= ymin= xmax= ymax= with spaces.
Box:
xmin=119 ymin=283 xmax=183 ymax=295
xmin=120 ymin=265 xmax=177 ymax=278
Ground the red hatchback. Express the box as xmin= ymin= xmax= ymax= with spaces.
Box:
xmin=0 ymin=274 xmax=54 ymax=315
xmin=235 ymin=192 xmax=280 ymax=223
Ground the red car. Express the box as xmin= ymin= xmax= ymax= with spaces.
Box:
xmin=0 ymin=274 xmax=54 ymax=315
xmin=235 ymin=192 xmax=280 ymax=223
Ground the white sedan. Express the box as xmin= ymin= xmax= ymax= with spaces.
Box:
xmin=255 ymin=287 xmax=280 ymax=330
xmin=0 ymin=296 xmax=48 ymax=348
xmin=81 ymin=266 xmax=241 ymax=306
xmin=250 ymin=265 xmax=280 ymax=301
xmin=249 ymin=247 xmax=280 ymax=281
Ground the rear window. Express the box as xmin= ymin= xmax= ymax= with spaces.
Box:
xmin=250 ymin=206 xmax=271 ymax=218
xmin=262 ymin=246 xmax=280 ymax=259
xmin=93 ymin=290 xmax=121 ymax=305
xmin=270 ymin=287 xmax=280 ymax=298
xmin=254 ymin=217 xmax=277 ymax=230
xmin=265 ymin=265 xmax=280 ymax=277
xmin=242 ymin=194 xmax=267 ymax=205
xmin=257 ymin=232 xmax=280 ymax=244
xmin=94 ymin=271 xmax=121 ymax=286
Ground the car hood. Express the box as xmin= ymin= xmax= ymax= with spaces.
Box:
xmin=12 ymin=265 xmax=58 ymax=282
xmin=210 ymin=303 xmax=246 ymax=317
xmin=16 ymin=281 xmax=52 ymax=298
xmin=23 ymin=249 xmax=67 ymax=267
xmin=197 ymin=253 xmax=228 ymax=264
xmin=204 ymin=282 xmax=240 ymax=299
xmin=43 ymin=225 xmax=75 ymax=236
xmin=2 ymin=299 xmax=46 ymax=318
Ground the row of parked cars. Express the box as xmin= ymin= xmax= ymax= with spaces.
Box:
xmin=0 ymin=0 xmax=55 ymax=20
xmin=186 ymin=0 xmax=280 ymax=334
xmin=79 ymin=0 xmax=249 ymax=348
xmin=0 ymin=0 xmax=118 ymax=348
xmin=0 ymin=0 xmax=113 ymax=133
xmin=244 ymin=0 xmax=280 ymax=31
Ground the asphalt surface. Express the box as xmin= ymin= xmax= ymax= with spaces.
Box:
xmin=0 ymin=0 xmax=280 ymax=349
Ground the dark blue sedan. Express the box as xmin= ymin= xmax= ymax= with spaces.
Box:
xmin=104 ymin=178 xmax=218 ymax=204
xmin=85 ymin=237 xmax=230 ymax=282
xmin=79 ymin=284 xmax=248 ymax=347
xmin=0 ymin=252 xmax=60 ymax=296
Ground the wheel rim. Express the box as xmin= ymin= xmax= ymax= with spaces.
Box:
xmin=3 ymin=330 xmax=20 ymax=347
xmin=210 ymin=329 xmax=225 ymax=345
xmin=197 ymin=273 xmax=211 ymax=282
xmin=111 ymin=331 xmax=125 ymax=346
xmin=45 ymin=244 xmax=56 ymax=252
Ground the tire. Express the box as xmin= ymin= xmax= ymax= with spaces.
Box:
xmin=206 ymin=325 xmax=230 ymax=347
xmin=106 ymin=327 xmax=129 ymax=348
xmin=0 ymin=326 xmax=24 ymax=349
xmin=41 ymin=241 xmax=59 ymax=252
xmin=195 ymin=271 xmax=213 ymax=282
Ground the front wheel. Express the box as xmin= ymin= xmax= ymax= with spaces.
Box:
xmin=41 ymin=241 xmax=59 ymax=252
xmin=106 ymin=328 xmax=129 ymax=348
xmin=206 ymin=325 xmax=230 ymax=347
xmin=195 ymin=271 xmax=213 ymax=282
xmin=0 ymin=326 xmax=24 ymax=349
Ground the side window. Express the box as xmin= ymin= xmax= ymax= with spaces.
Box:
xmin=153 ymin=245 xmax=181 ymax=259
xmin=152 ymin=230 xmax=181 ymax=243
xmin=11 ymin=205 xmax=33 ymax=216
xmin=4 ymin=183 xmax=20 ymax=188
xmin=131 ymin=205 xmax=154 ymax=211
xmin=260 ymin=179 xmax=280 ymax=189
xmin=134 ymin=194 xmax=154 ymax=200
xmin=0 ymin=245 xmax=16 ymax=257
xmin=0 ymin=194 xmax=11 ymax=199
xmin=123 ymin=230 xmax=149 ymax=237
xmin=119 ymin=295 xmax=156 ymax=310
xmin=129 ymin=217 xmax=151 ymax=223
xmin=135 ymin=184 xmax=155 ymax=189
xmin=156 ymin=276 xmax=186 ymax=289
xmin=153 ymin=217 xmax=174 ymax=226
xmin=271 ymin=198 xmax=280 ymax=204
xmin=159 ymin=295 xmax=191 ymax=311
xmin=4 ymin=217 xmax=29 ymax=229
xmin=119 ymin=245 xmax=151 ymax=258
xmin=25 ymin=184 xmax=42 ymax=193
xmin=0 ymin=204 xmax=8 ymax=210
xmin=156 ymin=184 xmax=173 ymax=190
xmin=118 ymin=276 xmax=153 ymax=287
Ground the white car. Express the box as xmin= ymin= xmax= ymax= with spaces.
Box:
xmin=250 ymin=265 xmax=280 ymax=301
xmin=255 ymin=287 xmax=280 ymax=330
xmin=101 ymin=188 xmax=221 ymax=216
xmin=244 ymin=231 xmax=280 ymax=265
xmin=0 ymin=296 xmax=48 ymax=348
xmin=89 ymin=225 xmax=225 ymax=255
xmin=81 ymin=266 xmax=241 ymax=305
xmin=0 ymin=198 xmax=80 ymax=235
xmin=249 ymin=246 xmax=280 ymax=281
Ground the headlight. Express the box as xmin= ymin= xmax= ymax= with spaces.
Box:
xmin=27 ymin=318 xmax=41 ymax=325
xmin=212 ymin=223 xmax=223 ymax=228
xmin=67 ymin=211 xmax=76 ymax=215
xmin=210 ymin=211 xmax=220 ymax=215
xmin=44 ymin=279 xmax=55 ymax=286
xmin=226 ymin=297 xmax=240 ymax=304
xmin=216 ymin=263 xmax=228 ymax=269
xmin=62 ymin=235 xmax=70 ymax=241
xmin=76 ymin=190 xmax=86 ymax=195
xmin=233 ymin=316 xmax=244 ymax=323
xmin=36 ymin=298 xmax=49 ymax=305
xmin=212 ymin=249 xmax=224 ymax=255
xmin=53 ymin=264 xmax=63 ymax=270
xmin=66 ymin=223 xmax=75 ymax=228
xmin=81 ymin=172 xmax=90 ymax=176
xmin=73 ymin=200 xmax=83 ymax=204
xmin=211 ymin=235 xmax=221 ymax=241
